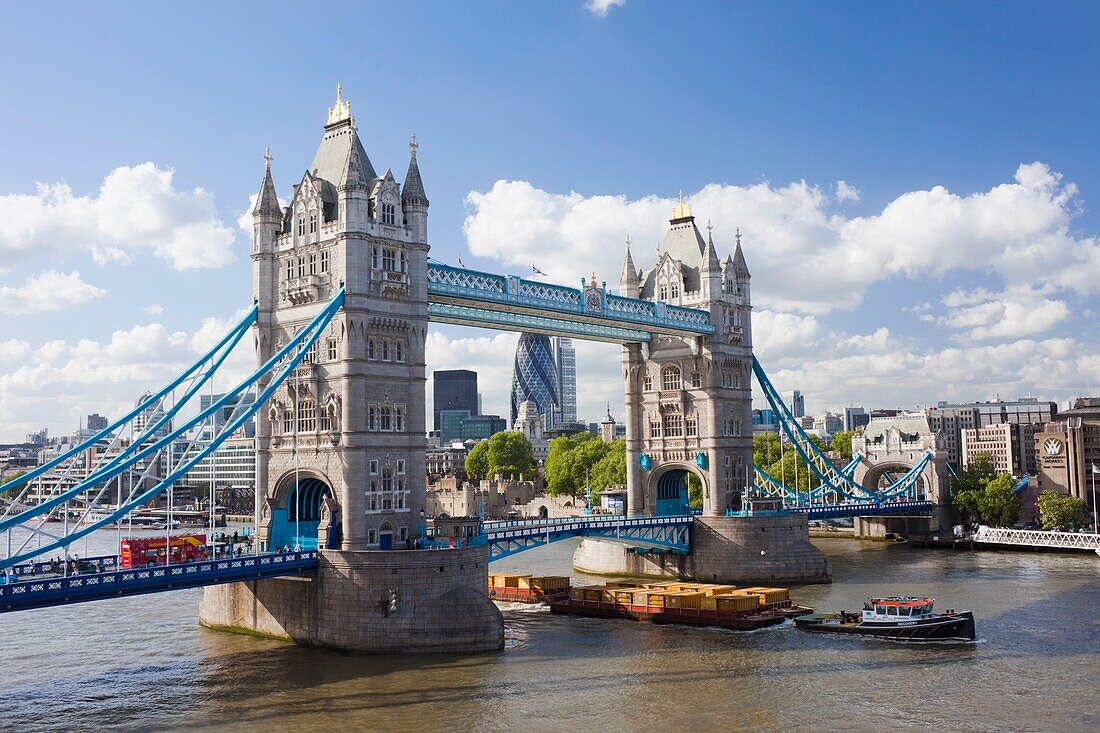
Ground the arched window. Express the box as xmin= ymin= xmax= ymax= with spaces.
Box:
xmin=649 ymin=416 xmax=662 ymax=438
xmin=395 ymin=405 xmax=405 ymax=432
xmin=309 ymin=210 xmax=317 ymax=233
xmin=671 ymin=282 xmax=680 ymax=299
xmin=297 ymin=257 xmax=305 ymax=278
xmin=664 ymin=414 xmax=683 ymax=437
xmin=662 ymin=366 xmax=682 ymax=391
xmin=327 ymin=338 xmax=338 ymax=361
xmin=367 ymin=338 xmax=376 ymax=360
xmin=382 ymin=339 xmax=390 ymax=361
xmin=309 ymin=253 xmax=317 ymax=275
xmin=659 ymin=283 xmax=668 ymax=300
xmin=395 ymin=340 xmax=404 ymax=362
xmin=643 ymin=373 xmax=653 ymax=391
xmin=283 ymin=410 xmax=294 ymax=434
xmin=297 ymin=216 xmax=305 ymax=236
xmin=380 ymin=406 xmax=392 ymax=431
xmin=368 ymin=406 xmax=377 ymax=431
xmin=381 ymin=203 xmax=395 ymax=225
xmin=320 ymin=249 xmax=330 ymax=273
xmin=690 ymin=371 xmax=701 ymax=388
xmin=686 ymin=416 xmax=698 ymax=437
xmin=285 ymin=259 xmax=293 ymax=280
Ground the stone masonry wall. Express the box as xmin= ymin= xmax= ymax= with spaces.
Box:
xmin=199 ymin=544 xmax=503 ymax=653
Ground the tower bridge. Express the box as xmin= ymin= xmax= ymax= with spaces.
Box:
xmin=0 ymin=87 xmax=948 ymax=652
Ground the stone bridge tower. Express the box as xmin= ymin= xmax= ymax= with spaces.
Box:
xmin=618 ymin=195 xmax=754 ymax=517
xmin=252 ymin=86 xmax=429 ymax=551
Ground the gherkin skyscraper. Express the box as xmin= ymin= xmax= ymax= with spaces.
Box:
xmin=510 ymin=333 xmax=560 ymax=430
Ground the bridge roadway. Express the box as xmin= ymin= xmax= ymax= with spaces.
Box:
xmin=973 ymin=526 xmax=1100 ymax=555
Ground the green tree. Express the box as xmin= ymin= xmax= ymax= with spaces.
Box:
xmin=588 ymin=439 xmax=626 ymax=494
xmin=464 ymin=440 xmax=489 ymax=477
xmin=545 ymin=433 xmax=609 ymax=498
xmin=0 ymin=470 xmax=27 ymax=497
xmin=951 ymin=453 xmax=1001 ymax=523
xmin=1037 ymin=491 xmax=1089 ymax=530
xmin=831 ymin=431 xmax=854 ymax=460
xmin=753 ymin=433 xmax=782 ymax=469
xmin=976 ymin=473 xmax=1021 ymax=527
xmin=485 ymin=431 xmax=538 ymax=478
xmin=763 ymin=449 xmax=820 ymax=493
xmin=687 ymin=473 xmax=703 ymax=510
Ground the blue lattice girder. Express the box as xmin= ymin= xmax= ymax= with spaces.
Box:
xmin=428 ymin=302 xmax=653 ymax=343
xmin=483 ymin=515 xmax=692 ymax=561
xmin=427 ymin=262 xmax=714 ymax=339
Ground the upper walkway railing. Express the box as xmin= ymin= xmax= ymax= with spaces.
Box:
xmin=427 ymin=262 xmax=714 ymax=342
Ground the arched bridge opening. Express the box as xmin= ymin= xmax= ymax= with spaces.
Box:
xmin=268 ymin=474 xmax=333 ymax=551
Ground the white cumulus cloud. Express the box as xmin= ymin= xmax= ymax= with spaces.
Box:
xmin=585 ymin=0 xmax=626 ymax=17
xmin=0 ymin=163 xmax=238 ymax=271
xmin=0 ymin=270 xmax=106 ymax=315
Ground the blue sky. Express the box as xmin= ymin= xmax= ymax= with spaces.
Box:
xmin=1 ymin=1 xmax=1099 ymax=440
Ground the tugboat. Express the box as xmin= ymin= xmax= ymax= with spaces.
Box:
xmin=795 ymin=596 xmax=975 ymax=641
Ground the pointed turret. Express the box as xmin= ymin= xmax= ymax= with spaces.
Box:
xmin=732 ymin=227 xmax=750 ymax=279
xmin=402 ymin=134 xmax=429 ymax=244
xmin=619 ymin=236 xmax=640 ymax=296
xmin=252 ymin=147 xmax=282 ymax=218
xmin=702 ymin=220 xmax=720 ymax=272
xmin=700 ymin=220 xmax=722 ymax=300
xmin=339 ymin=139 xmax=369 ymax=190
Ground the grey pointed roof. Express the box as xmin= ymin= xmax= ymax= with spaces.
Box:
xmin=732 ymin=238 xmax=750 ymax=278
xmin=402 ymin=147 xmax=428 ymax=206
xmin=252 ymin=160 xmax=281 ymax=217
xmin=702 ymin=226 xmax=720 ymax=272
xmin=639 ymin=213 xmax=707 ymax=297
xmin=619 ymin=242 xmax=638 ymax=285
xmin=308 ymin=120 xmax=376 ymax=202
xmin=339 ymin=138 xmax=369 ymax=189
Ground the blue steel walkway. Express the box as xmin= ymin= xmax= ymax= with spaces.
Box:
xmin=0 ymin=551 xmax=318 ymax=614
xmin=483 ymin=515 xmax=693 ymax=561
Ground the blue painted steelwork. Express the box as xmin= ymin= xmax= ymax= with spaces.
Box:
xmin=1 ymin=289 xmax=346 ymax=569
xmin=482 ymin=515 xmax=692 ymax=561
xmin=0 ymin=551 xmax=318 ymax=614
xmin=793 ymin=501 xmax=935 ymax=520
xmin=0 ymin=304 xmax=258 ymax=512
xmin=655 ymin=470 xmax=691 ymax=516
xmin=427 ymin=262 xmax=714 ymax=342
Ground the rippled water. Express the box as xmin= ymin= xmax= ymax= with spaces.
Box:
xmin=1 ymin=534 xmax=1097 ymax=733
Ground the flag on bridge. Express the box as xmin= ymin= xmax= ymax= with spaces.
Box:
xmin=532 ymin=264 xmax=547 ymax=276
xmin=457 ymin=256 xmax=466 ymax=268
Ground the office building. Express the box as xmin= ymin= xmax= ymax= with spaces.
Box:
xmin=784 ymin=390 xmax=805 ymax=418
xmin=555 ymin=337 xmax=577 ymax=425
xmin=929 ymin=397 xmax=1056 ymax=470
xmin=433 ymin=369 xmax=479 ymax=432
xmin=511 ymin=333 xmax=560 ymax=430
xmin=844 ymin=406 xmax=869 ymax=432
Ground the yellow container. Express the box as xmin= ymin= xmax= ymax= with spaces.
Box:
xmin=631 ymin=590 xmax=652 ymax=606
xmin=490 ymin=573 xmax=529 ymax=588
xmin=568 ymin=586 xmax=587 ymax=601
xmin=700 ymin=585 xmax=738 ymax=596
xmin=665 ymin=592 xmax=706 ymax=610
xmin=523 ymin=575 xmax=569 ymax=591
xmin=740 ymin=587 xmax=790 ymax=604
xmin=715 ymin=594 xmax=760 ymax=613
xmin=614 ymin=589 xmax=637 ymax=605
xmin=645 ymin=591 xmax=669 ymax=608
xmin=583 ymin=588 xmax=602 ymax=602
xmin=699 ymin=596 xmax=718 ymax=611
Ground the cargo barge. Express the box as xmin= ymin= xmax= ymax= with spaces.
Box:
xmin=549 ymin=581 xmax=811 ymax=631
xmin=488 ymin=573 xmax=571 ymax=604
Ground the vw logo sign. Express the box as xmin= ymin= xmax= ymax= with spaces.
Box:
xmin=1043 ymin=438 xmax=1063 ymax=456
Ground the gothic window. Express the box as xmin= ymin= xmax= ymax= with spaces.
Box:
xmin=382 ymin=467 xmax=393 ymax=492
xmin=319 ymin=410 xmax=332 ymax=432
xmin=643 ymin=373 xmax=653 ymax=391
xmin=297 ymin=216 xmax=305 ymax=236
xmin=367 ymin=338 xmax=376 ymax=360
xmin=382 ymin=248 xmax=396 ymax=271
xmin=686 ymin=416 xmax=698 ymax=437
xmin=285 ymin=259 xmax=293 ymax=281
xmin=399 ymin=251 xmax=407 ymax=272
xmin=690 ymin=371 xmax=701 ymax=388
xmin=367 ymin=529 xmax=376 ymax=545
xmin=649 ymin=416 xmax=662 ymax=438
xmin=320 ymin=249 xmax=329 ymax=273
xmin=662 ymin=366 xmax=682 ymax=391
xmin=395 ymin=405 xmax=405 ymax=432
xmin=368 ymin=406 xmax=378 ymax=431
xmin=283 ymin=410 xmax=293 ymax=434
xmin=721 ymin=370 xmax=732 ymax=388
xmin=382 ymin=339 xmax=390 ymax=361
xmin=381 ymin=203 xmax=396 ymax=225
xmin=371 ymin=246 xmax=380 ymax=269
xmin=303 ymin=342 xmax=317 ymax=364
xmin=726 ymin=418 xmax=735 ymax=437
xmin=309 ymin=253 xmax=317 ymax=275
xmin=380 ymin=406 xmax=392 ymax=431
xmin=671 ymin=282 xmax=680 ymax=299
xmin=659 ymin=283 xmax=668 ymax=300
xmin=298 ymin=400 xmax=316 ymax=433
xmin=397 ymin=459 xmax=406 ymax=475
xmin=664 ymin=414 xmax=683 ymax=437
xmin=309 ymin=211 xmax=317 ymax=233
xmin=370 ymin=460 xmax=379 ymax=475
xmin=327 ymin=338 xmax=337 ymax=361
xmin=297 ymin=257 xmax=305 ymax=278
xmin=395 ymin=340 xmax=404 ymax=362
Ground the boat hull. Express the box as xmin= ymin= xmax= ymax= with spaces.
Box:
xmin=794 ymin=611 xmax=976 ymax=641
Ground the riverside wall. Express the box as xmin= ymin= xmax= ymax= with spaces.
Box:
xmin=199 ymin=544 xmax=504 ymax=653
xmin=573 ymin=515 xmax=831 ymax=584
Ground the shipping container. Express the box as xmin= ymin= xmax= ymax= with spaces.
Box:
xmin=665 ymin=592 xmax=707 ymax=610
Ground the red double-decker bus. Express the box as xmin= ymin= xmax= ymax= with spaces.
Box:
xmin=120 ymin=534 xmax=208 ymax=568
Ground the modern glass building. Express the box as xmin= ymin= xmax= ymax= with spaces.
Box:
xmin=511 ymin=333 xmax=560 ymax=429
xmin=555 ymin=337 xmax=577 ymax=425
xmin=433 ymin=369 xmax=479 ymax=432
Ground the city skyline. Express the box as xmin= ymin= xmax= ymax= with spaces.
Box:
xmin=2 ymin=2 xmax=1100 ymax=441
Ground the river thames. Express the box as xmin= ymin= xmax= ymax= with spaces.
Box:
xmin=0 ymin=534 xmax=1096 ymax=733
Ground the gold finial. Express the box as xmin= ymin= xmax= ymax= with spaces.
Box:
xmin=327 ymin=82 xmax=354 ymax=126
xmin=672 ymin=189 xmax=692 ymax=220
xmin=591 ymin=270 xmax=598 ymax=284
